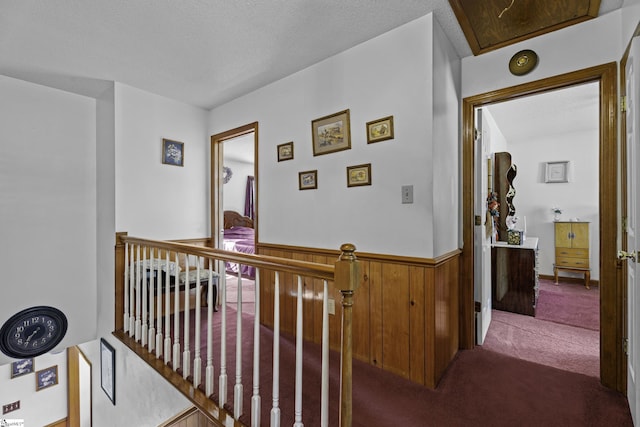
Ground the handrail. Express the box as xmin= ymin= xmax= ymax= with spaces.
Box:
xmin=120 ymin=235 xmax=335 ymax=280
xmin=114 ymin=232 xmax=358 ymax=427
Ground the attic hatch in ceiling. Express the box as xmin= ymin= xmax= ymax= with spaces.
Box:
xmin=448 ymin=0 xmax=601 ymax=55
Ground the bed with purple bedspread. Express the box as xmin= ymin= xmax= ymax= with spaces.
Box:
xmin=223 ymin=225 xmax=256 ymax=278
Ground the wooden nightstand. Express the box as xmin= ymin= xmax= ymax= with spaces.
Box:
xmin=554 ymin=221 xmax=591 ymax=289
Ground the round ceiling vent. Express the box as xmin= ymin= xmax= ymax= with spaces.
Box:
xmin=509 ymin=50 xmax=538 ymax=76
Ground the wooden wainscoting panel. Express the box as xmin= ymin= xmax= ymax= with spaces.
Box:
xmin=256 ymin=243 xmax=461 ymax=387
xmin=409 ymin=266 xmax=426 ymax=385
xmin=424 ymin=267 xmax=437 ymax=388
xmin=293 ymin=251 xmax=316 ymax=342
xmin=280 ymin=269 xmax=296 ymax=336
xmin=433 ymin=256 xmax=460 ymax=385
xmin=258 ymin=247 xmax=285 ymax=329
xmin=368 ymin=260 xmax=384 ymax=368
xmin=352 ymin=258 xmax=371 ymax=363
xmin=381 ymin=263 xmax=411 ymax=378
xmin=259 ymin=266 xmax=275 ymax=328
xmin=311 ymin=254 xmax=330 ymax=347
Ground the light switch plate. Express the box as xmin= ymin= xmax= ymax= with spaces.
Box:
xmin=402 ymin=185 xmax=413 ymax=204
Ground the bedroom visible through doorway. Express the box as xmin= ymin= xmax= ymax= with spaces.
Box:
xmin=461 ymin=62 xmax=620 ymax=390
xmin=210 ymin=123 xmax=258 ymax=301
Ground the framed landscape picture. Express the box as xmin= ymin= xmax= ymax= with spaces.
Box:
xmin=311 ymin=109 xmax=351 ymax=156
xmin=347 ymin=163 xmax=372 ymax=187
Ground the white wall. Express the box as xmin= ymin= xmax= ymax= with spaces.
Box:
xmin=114 ymin=83 xmax=209 ymax=240
xmin=0 ymin=75 xmax=194 ymax=427
xmin=462 ymin=11 xmax=622 ymax=98
xmin=0 ymin=351 xmax=67 ymax=426
xmin=209 ymin=14 xmax=460 ymax=259
xmin=89 ymin=83 xmax=206 ymax=427
xmin=504 ymin=129 xmax=600 ymax=279
xmin=80 ymin=339 xmax=191 ymax=427
xmin=0 ymin=75 xmax=97 ymax=366
xmin=623 ymin=0 xmax=640 ymax=49
xmin=222 ymin=158 xmax=254 ymax=214
xmin=432 ymin=17 xmax=462 ymax=254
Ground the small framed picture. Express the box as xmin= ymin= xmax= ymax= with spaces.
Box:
xmin=347 ymin=163 xmax=372 ymax=187
xmin=162 ymin=138 xmax=184 ymax=167
xmin=366 ymin=116 xmax=394 ymax=143
xmin=11 ymin=358 xmax=34 ymax=378
xmin=277 ymin=141 xmax=294 ymax=161
xmin=100 ymin=338 xmax=116 ymax=405
xmin=545 ymin=161 xmax=569 ymax=183
xmin=298 ymin=170 xmax=318 ymax=190
xmin=36 ymin=365 xmax=58 ymax=391
xmin=311 ymin=109 xmax=351 ymax=156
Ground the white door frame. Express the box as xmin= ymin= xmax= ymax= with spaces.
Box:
xmin=622 ymin=36 xmax=640 ymax=425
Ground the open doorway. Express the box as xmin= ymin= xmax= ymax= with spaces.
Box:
xmin=474 ymin=82 xmax=600 ymax=377
xmin=210 ymin=123 xmax=258 ymax=250
xmin=210 ymin=123 xmax=258 ymax=316
xmin=461 ymin=62 xmax=623 ymax=391
xmin=221 ymin=132 xmax=257 ymax=283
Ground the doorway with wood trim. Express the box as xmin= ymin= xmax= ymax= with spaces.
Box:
xmin=460 ymin=62 xmax=623 ymax=391
xmin=210 ymin=122 xmax=258 ymax=250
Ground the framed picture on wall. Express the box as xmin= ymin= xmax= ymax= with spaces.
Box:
xmin=35 ymin=365 xmax=58 ymax=391
xmin=347 ymin=163 xmax=372 ymax=187
xmin=366 ymin=116 xmax=394 ymax=143
xmin=100 ymin=338 xmax=116 ymax=405
xmin=298 ymin=170 xmax=318 ymax=190
xmin=162 ymin=138 xmax=184 ymax=167
xmin=311 ymin=109 xmax=351 ymax=156
xmin=545 ymin=160 xmax=569 ymax=183
xmin=11 ymin=358 xmax=34 ymax=378
xmin=277 ymin=141 xmax=294 ymax=161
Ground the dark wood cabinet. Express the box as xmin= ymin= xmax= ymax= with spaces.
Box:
xmin=491 ymin=238 xmax=539 ymax=316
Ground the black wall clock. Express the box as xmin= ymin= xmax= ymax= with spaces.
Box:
xmin=0 ymin=306 xmax=68 ymax=358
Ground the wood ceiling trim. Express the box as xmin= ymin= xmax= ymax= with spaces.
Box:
xmin=449 ymin=0 xmax=601 ymax=55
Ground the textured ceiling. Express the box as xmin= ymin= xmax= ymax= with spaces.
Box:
xmin=0 ymin=0 xmax=469 ymax=109
xmin=0 ymin=1 xmax=623 ymax=111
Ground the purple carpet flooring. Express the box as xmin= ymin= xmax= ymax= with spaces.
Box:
xmin=483 ymin=309 xmax=599 ymax=377
xmin=173 ymin=276 xmax=632 ymax=426
xmin=482 ymin=278 xmax=600 ymax=377
xmin=536 ymin=278 xmax=599 ymax=331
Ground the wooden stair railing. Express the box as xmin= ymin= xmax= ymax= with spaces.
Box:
xmin=114 ymin=232 xmax=359 ymax=427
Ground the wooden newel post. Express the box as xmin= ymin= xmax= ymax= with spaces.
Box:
xmin=115 ymin=232 xmax=128 ymax=332
xmin=335 ymin=243 xmax=359 ymax=427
